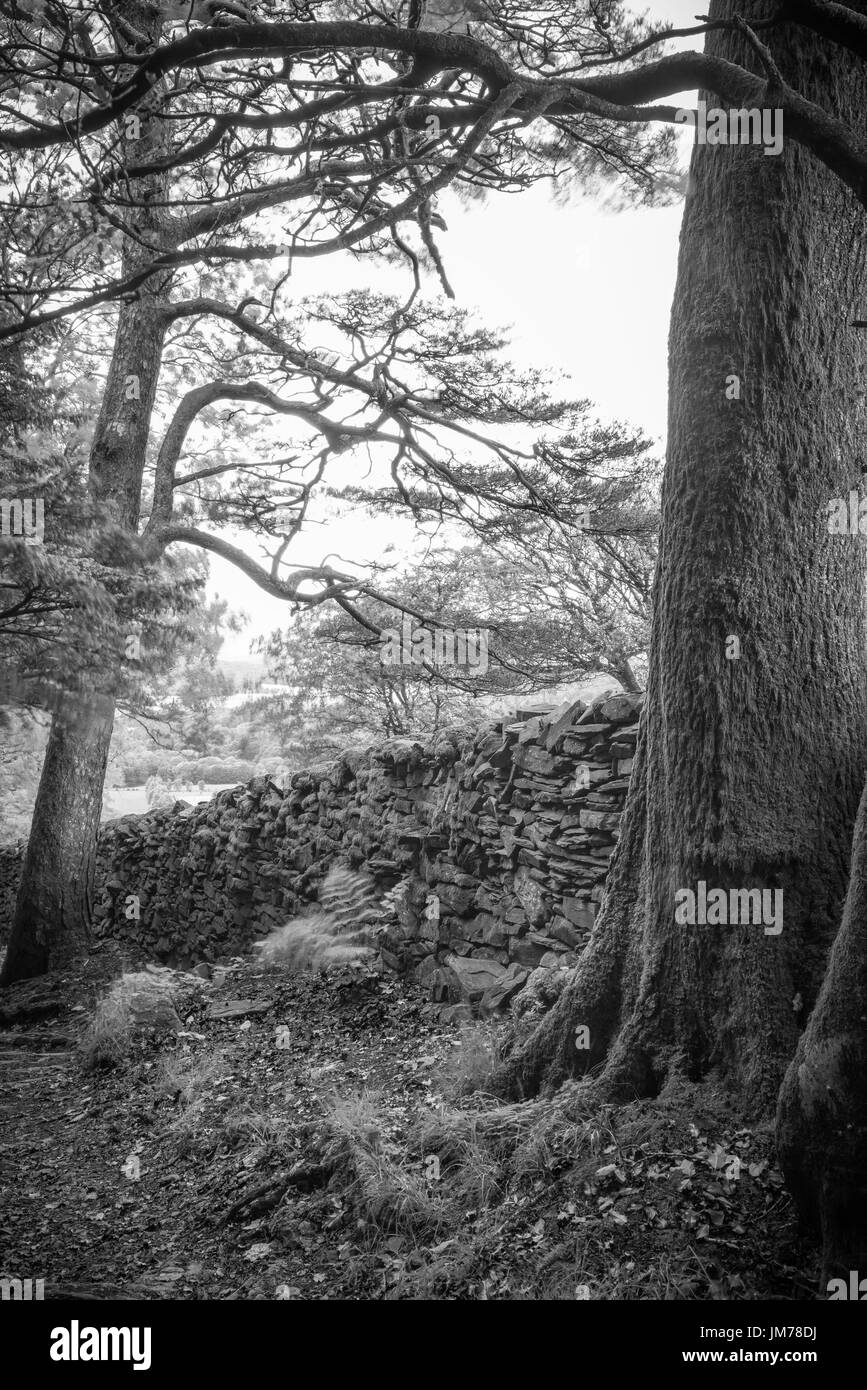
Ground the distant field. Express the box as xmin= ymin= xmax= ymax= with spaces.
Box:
xmin=103 ymin=783 xmax=239 ymax=820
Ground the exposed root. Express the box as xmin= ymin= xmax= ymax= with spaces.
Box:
xmin=219 ymin=1161 xmax=332 ymax=1226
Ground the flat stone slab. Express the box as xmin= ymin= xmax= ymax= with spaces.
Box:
xmin=206 ymin=999 xmax=273 ymax=1021
xmin=445 ymin=954 xmax=511 ymax=1001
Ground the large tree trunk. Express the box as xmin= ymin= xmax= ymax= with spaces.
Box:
xmin=777 ymin=777 xmax=867 ymax=1286
xmin=498 ymin=0 xmax=867 ymax=1114
xmin=1 ymin=6 xmax=170 ymax=985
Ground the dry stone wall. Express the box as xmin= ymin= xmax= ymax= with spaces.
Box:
xmin=0 ymin=690 xmax=643 ymax=1016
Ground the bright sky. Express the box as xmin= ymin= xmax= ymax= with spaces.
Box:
xmin=213 ymin=0 xmax=701 ymax=658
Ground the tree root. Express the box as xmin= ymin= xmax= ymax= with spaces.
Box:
xmin=218 ymin=1160 xmax=333 ymax=1225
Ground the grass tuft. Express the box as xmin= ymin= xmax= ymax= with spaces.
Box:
xmin=80 ymin=969 xmax=180 ymax=1069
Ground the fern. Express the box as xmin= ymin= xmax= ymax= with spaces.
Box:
xmin=254 ymin=864 xmax=378 ymax=971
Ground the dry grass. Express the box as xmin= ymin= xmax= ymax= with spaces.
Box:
xmin=433 ymin=1021 xmax=503 ymax=1099
xmin=222 ymin=1108 xmax=295 ymax=1154
xmin=316 ymin=1089 xmax=508 ymax=1248
xmin=254 ymin=910 xmax=372 ymax=970
xmin=79 ymin=969 xmax=181 ymax=1069
xmin=320 ymin=1091 xmax=449 ymax=1239
xmin=158 ymin=1051 xmax=231 ymax=1151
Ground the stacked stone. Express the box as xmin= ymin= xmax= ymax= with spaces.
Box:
xmin=0 ymin=691 xmax=643 ymax=1014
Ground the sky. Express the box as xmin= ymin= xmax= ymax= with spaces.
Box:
xmin=213 ymin=0 xmax=702 ymax=659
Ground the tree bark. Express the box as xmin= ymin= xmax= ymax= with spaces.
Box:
xmin=1 ymin=4 xmax=170 ymax=985
xmin=498 ymin=0 xmax=867 ymax=1114
xmin=0 ymin=694 xmax=114 ymax=983
xmin=612 ymin=657 xmax=642 ymax=694
xmin=776 ymin=775 xmax=867 ymax=1287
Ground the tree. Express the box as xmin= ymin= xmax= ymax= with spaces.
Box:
xmin=351 ymin=440 xmax=658 ymax=694
xmin=258 ymin=499 xmax=657 ymax=760
xmin=0 ymin=0 xmax=671 ymax=984
xmin=490 ymin=3 xmax=867 ymax=1284
xmin=5 ymin=0 xmax=867 ymax=1276
xmin=2 ymin=0 xmax=654 ymax=986
xmin=258 ymin=550 xmax=515 ymax=755
xmin=776 ymin=779 xmax=867 ymax=1285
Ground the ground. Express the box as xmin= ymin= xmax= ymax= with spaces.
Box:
xmin=0 ymin=940 xmax=820 ymax=1301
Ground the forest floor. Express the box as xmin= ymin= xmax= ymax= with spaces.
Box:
xmin=0 ymin=939 xmax=820 ymax=1301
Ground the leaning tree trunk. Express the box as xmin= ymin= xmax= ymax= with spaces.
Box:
xmin=498 ymin=0 xmax=867 ymax=1114
xmin=776 ymin=778 xmax=867 ymax=1287
xmin=1 ymin=6 xmax=170 ymax=985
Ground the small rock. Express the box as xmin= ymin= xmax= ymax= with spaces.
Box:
xmin=438 ymin=1002 xmax=474 ymax=1025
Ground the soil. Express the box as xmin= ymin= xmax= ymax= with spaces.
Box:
xmin=0 ymin=939 xmax=820 ymax=1301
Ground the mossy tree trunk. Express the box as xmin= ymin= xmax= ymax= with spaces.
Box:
xmin=499 ymin=0 xmax=867 ymax=1116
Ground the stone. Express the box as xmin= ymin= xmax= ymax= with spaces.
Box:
xmin=461 ymin=911 xmax=494 ymax=941
xmin=430 ymin=968 xmax=456 ymax=1003
xmin=515 ymin=704 xmax=556 ymax=721
xmin=431 ymin=863 xmax=479 ymax=887
xmin=447 ymin=938 xmax=475 ymax=956
xmin=419 ymin=913 xmax=443 ymax=943
xmin=475 ymin=946 xmax=509 ymax=964
xmin=444 ymin=953 xmax=510 ymax=1002
xmin=516 ymin=745 xmax=557 ymax=776
xmin=549 ymin=920 xmax=581 ymax=948
xmin=44 ymin=686 xmax=642 ymax=989
xmin=480 ymin=964 xmax=530 ymax=1015
xmin=207 ymin=998 xmax=272 ymax=1020
xmin=434 ymin=883 xmax=476 ymax=915
xmin=510 ymin=937 xmax=549 ymax=967
xmin=578 ymin=809 xmax=623 ymax=832
xmin=414 ymin=955 xmax=438 ymax=986
xmin=517 ymin=717 xmax=544 ymax=744
xmin=561 ymin=898 xmax=596 ymax=930
xmin=513 ymin=866 xmax=547 ymax=927
xmin=439 ymin=1002 xmax=474 ymax=1025
xmin=599 ymin=692 xmax=644 ymax=722
xmin=609 ymin=741 xmax=635 ymax=759
xmin=527 ymin=931 xmax=563 ymax=951
xmin=544 ymin=697 xmax=587 ymax=750
xmin=517 ymin=848 xmax=548 ymax=870
xmin=481 ymin=917 xmax=508 ymax=950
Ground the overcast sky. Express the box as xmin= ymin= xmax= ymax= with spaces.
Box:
xmin=214 ymin=0 xmax=701 ymax=659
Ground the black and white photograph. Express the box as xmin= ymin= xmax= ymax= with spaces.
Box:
xmin=0 ymin=0 xmax=864 ymax=1360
